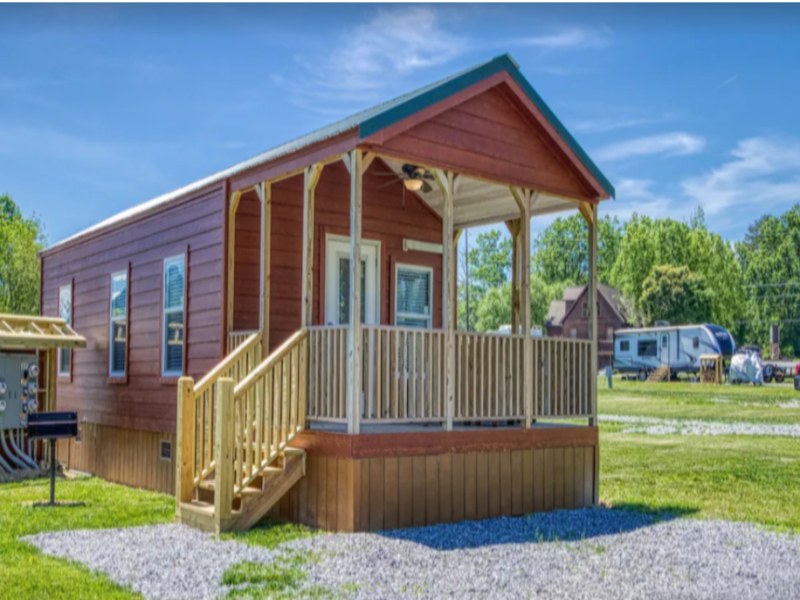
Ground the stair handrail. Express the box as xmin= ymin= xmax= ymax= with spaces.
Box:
xmin=195 ymin=331 xmax=262 ymax=397
xmin=227 ymin=328 xmax=308 ymax=496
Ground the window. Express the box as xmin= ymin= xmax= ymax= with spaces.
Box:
xmin=162 ymin=255 xmax=185 ymax=377
xmin=395 ymin=264 xmax=433 ymax=328
xmin=662 ymin=334 xmax=668 ymax=348
xmin=620 ymin=340 xmax=630 ymax=352
xmin=638 ymin=339 xmax=658 ymax=357
xmin=160 ymin=440 xmax=172 ymax=461
xmin=109 ymin=271 xmax=128 ymax=377
xmin=58 ymin=284 xmax=72 ymax=376
xmin=692 ymin=336 xmax=700 ymax=349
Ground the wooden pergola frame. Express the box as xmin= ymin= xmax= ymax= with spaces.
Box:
xmin=0 ymin=313 xmax=86 ymax=413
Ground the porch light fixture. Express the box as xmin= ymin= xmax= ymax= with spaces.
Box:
xmin=403 ymin=177 xmax=424 ymax=192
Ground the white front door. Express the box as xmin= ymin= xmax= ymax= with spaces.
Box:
xmin=324 ymin=235 xmax=380 ymax=325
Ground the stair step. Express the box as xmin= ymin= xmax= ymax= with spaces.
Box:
xmin=282 ymin=446 xmax=304 ymax=456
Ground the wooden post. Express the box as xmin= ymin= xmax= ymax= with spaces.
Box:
xmin=214 ymin=377 xmax=234 ymax=533
xmin=346 ymin=150 xmax=363 ymax=434
xmin=505 ymin=219 xmax=521 ymax=333
xmin=256 ymin=182 xmax=272 ymax=353
xmin=512 ymin=188 xmax=534 ymax=427
xmin=175 ymin=376 xmax=195 ymax=511
xmin=583 ymin=202 xmax=598 ymax=428
xmin=226 ymin=190 xmax=242 ymax=338
xmin=302 ymin=164 xmax=324 ymax=327
xmin=438 ymin=171 xmax=456 ymax=431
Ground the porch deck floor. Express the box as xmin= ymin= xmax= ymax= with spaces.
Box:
xmin=306 ymin=421 xmax=588 ymax=434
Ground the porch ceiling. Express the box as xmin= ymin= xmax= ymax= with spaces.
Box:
xmin=380 ymin=156 xmax=583 ymax=228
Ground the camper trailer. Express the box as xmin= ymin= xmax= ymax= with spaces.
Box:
xmin=613 ymin=324 xmax=736 ymax=380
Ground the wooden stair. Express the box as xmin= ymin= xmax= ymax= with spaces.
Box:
xmin=175 ymin=329 xmax=310 ymax=534
xmin=648 ymin=365 xmax=671 ymax=382
xmin=178 ymin=447 xmax=306 ymax=533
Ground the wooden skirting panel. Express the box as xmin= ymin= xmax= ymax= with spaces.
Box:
xmin=270 ymin=427 xmax=598 ymax=532
xmin=57 ymin=422 xmax=175 ymax=495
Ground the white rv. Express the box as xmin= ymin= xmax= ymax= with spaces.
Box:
xmin=613 ymin=324 xmax=736 ymax=379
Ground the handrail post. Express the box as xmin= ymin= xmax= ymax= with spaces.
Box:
xmin=214 ymin=377 xmax=235 ymax=533
xmin=175 ymin=376 xmax=195 ymax=513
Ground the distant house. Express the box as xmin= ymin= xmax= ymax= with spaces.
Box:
xmin=546 ymin=284 xmax=630 ymax=368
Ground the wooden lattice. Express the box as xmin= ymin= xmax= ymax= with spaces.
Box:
xmin=0 ymin=313 xmax=86 ymax=350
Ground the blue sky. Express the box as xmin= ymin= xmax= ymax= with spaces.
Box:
xmin=2 ymin=3 xmax=800 ymax=246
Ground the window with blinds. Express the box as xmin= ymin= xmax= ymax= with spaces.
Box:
xmin=109 ymin=270 xmax=128 ymax=377
xmin=395 ymin=264 xmax=433 ymax=329
xmin=58 ymin=283 xmax=72 ymax=376
xmin=162 ymin=255 xmax=185 ymax=376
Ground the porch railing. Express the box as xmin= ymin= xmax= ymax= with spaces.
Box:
xmin=306 ymin=326 xmax=595 ymax=425
xmin=534 ymin=337 xmax=593 ymax=419
xmin=228 ymin=329 xmax=260 ymax=353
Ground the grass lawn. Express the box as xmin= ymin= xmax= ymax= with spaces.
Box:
xmin=0 ymin=476 xmax=173 ymax=599
xmin=599 ymin=380 xmax=800 ymax=531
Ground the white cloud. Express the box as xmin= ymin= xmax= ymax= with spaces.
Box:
xmin=594 ymin=132 xmax=706 ymax=162
xmin=517 ymin=27 xmax=611 ymax=51
xmin=605 ymin=178 xmax=675 ymax=220
xmin=572 ymin=116 xmax=653 ymax=134
xmin=681 ymin=137 xmax=800 ymax=216
xmin=282 ymin=7 xmax=466 ymax=106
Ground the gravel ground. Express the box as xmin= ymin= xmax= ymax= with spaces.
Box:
xmin=601 ymin=414 xmax=800 ymax=437
xmin=25 ymin=509 xmax=800 ymax=599
xmin=24 ymin=524 xmax=276 ymax=600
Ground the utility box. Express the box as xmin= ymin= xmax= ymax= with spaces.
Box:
xmin=0 ymin=352 xmax=40 ymax=430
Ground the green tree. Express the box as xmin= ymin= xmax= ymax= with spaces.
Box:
xmin=458 ymin=229 xmax=513 ymax=331
xmin=639 ymin=265 xmax=712 ymax=325
xmin=0 ymin=194 xmax=44 ymax=314
xmin=533 ymin=213 xmax=622 ymax=285
xmin=609 ymin=214 xmax=744 ymax=328
xmin=472 ymin=275 xmax=568 ymax=333
xmin=736 ymin=205 xmax=800 ymax=355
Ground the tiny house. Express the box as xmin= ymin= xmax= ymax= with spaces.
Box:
xmin=613 ymin=324 xmax=736 ymax=379
xmin=41 ymin=54 xmax=614 ymax=533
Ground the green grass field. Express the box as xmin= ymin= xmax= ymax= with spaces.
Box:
xmin=598 ymin=379 xmax=800 ymax=531
xmin=0 ymin=476 xmax=173 ymax=599
xmin=0 ymin=379 xmax=798 ymax=598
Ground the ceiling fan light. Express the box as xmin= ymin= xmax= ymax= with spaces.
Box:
xmin=404 ymin=178 xmax=424 ymax=192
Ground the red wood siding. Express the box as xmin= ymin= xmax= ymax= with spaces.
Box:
xmin=264 ymin=159 xmax=443 ymax=350
xmin=368 ymin=83 xmax=595 ymax=201
xmin=41 ymin=186 xmax=226 ymax=434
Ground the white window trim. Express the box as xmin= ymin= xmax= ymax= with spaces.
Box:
xmin=109 ymin=270 xmax=128 ymax=378
xmin=57 ymin=283 xmax=72 ymax=376
xmin=162 ymin=254 xmax=186 ymax=377
xmin=394 ymin=263 xmax=434 ymax=329
xmin=324 ymin=234 xmax=380 ymax=325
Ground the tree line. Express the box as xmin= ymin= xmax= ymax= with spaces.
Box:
xmin=459 ymin=204 xmax=800 ymax=357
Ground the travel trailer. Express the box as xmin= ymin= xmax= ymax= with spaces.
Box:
xmin=613 ymin=324 xmax=736 ymax=379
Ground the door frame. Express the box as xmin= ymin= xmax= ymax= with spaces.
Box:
xmin=324 ymin=234 xmax=381 ymax=325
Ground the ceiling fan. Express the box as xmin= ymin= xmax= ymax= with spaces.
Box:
xmin=375 ymin=163 xmax=436 ymax=194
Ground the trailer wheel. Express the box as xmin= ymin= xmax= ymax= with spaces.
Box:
xmin=763 ymin=364 xmax=774 ymax=383
xmin=775 ymin=370 xmax=785 ymax=383
xmin=638 ymin=370 xmax=648 ymax=382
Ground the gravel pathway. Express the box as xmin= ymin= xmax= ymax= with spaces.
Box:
xmin=24 ymin=509 xmax=800 ymax=599
xmin=601 ymin=414 xmax=800 ymax=437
